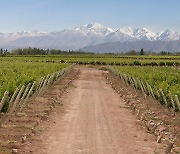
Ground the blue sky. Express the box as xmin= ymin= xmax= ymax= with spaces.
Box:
xmin=0 ymin=0 xmax=179 ymax=33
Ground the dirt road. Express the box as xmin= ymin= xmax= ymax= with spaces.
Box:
xmin=25 ymin=68 xmax=162 ymax=154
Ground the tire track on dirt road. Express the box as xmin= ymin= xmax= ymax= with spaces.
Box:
xmin=23 ymin=68 xmax=162 ymax=154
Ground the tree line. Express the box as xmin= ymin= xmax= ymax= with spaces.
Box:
xmin=0 ymin=47 xmax=179 ymax=56
xmin=125 ymin=48 xmax=180 ymax=55
xmin=0 ymin=47 xmax=93 ymax=55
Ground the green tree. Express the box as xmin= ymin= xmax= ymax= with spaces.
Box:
xmin=127 ymin=50 xmax=137 ymax=55
xmin=140 ymin=48 xmax=144 ymax=55
xmin=0 ymin=48 xmax=3 ymax=54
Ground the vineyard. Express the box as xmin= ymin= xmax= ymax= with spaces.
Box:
xmin=0 ymin=54 xmax=180 ymax=153
xmin=0 ymin=55 xmax=180 ymax=113
xmin=0 ymin=61 xmax=70 ymax=97
xmin=0 ymin=55 xmax=180 ymax=66
xmin=0 ymin=61 xmax=70 ymax=115
xmin=112 ymin=66 xmax=180 ymax=111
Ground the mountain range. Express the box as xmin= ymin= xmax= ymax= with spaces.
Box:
xmin=81 ymin=40 xmax=180 ymax=53
xmin=0 ymin=23 xmax=180 ymax=52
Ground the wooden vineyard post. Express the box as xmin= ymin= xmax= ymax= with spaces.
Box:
xmin=174 ymin=95 xmax=180 ymax=111
xmin=140 ymin=80 xmax=147 ymax=95
xmin=54 ymin=72 xmax=60 ymax=82
xmin=20 ymin=83 xmax=31 ymax=101
xmin=60 ymin=68 xmax=65 ymax=76
xmin=47 ymin=73 xmax=55 ymax=85
xmin=38 ymin=75 xmax=50 ymax=95
xmin=43 ymin=73 xmax=56 ymax=92
xmin=0 ymin=88 xmax=20 ymax=126
xmin=56 ymin=70 xmax=61 ymax=79
xmin=148 ymin=84 xmax=155 ymax=99
xmin=123 ymin=74 xmax=127 ymax=82
xmin=0 ymin=91 xmax=9 ymax=112
xmin=20 ymin=81 xmax=36 ymax=112
xmin=0 ymin=91 xmax=9 ymax=126
xmin=133 ymin=78 xmax=138 ymax=90
xmin=9 ymin=85 xmax=25 ymax=114
xmin=32 ymin=77 xmax=44 ymax=98
xmin=137 ymin=79 xmax=146 ymax=98
xmin=168 ymin=92 xmax=176 ymax=112
xmin=35 ymin=78 xmax=43 ymax=92
xmin=121 ymin=74 xmax=125 ymax=82
xmin=132 ymin=77 xmax=138 ymax=90
xmin=124 ymin=74 xmax=129 ymax=86
xmin=129 ymin=77 xmax=136 ymax=91
xmin=119 ymin=73 xmax=126 ymax=85
xmin=7 ymin=88 xmax=19 ymax=111
xmin=41 ymin=74 xmax=52 ymax=92
xmin=37 ymin=77 xmax=45 ymax=92
xmin=56 ymin=70 xmax=64 ymax=82
xmin=37 ymin=76 xmax=48 ymax=95
xmin=49 ymin=74 xmax=54 ymax=84
xmin=146 ymin=82 xmax=151 ymax=97
xmin=159 ymin=89 xmax=168 ymax=107
xmin=128 ymin=76 xmax=132 ymax=85
xmin=1 ymin=86 xmax=24 ymax=125
xmin=119 ymin=73 xmax=123 ymax=80
xmin=153 ymin=87 xmax=162 ymax=105
xmin=154 ymin=87 xmax=161 ymax=99
xmin=17 ymin=83 xmax=31 ymax=112
xmin=52 ymin=72 xmax=57 ymax=83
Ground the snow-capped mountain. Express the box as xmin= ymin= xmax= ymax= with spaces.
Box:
xmin=157 ymin=30 xmax=180 ymax=41
xmin=0 ymin=23 xmax=180 ymax=50
xmin=73 ymin=23 xmax=114 ymax=35
xmin=0 ymin=30 xmax=47 ymax=44
xmin=105 ymin=29 xmax=137 ymax=42
xmin=118 ymin=27 xmax=157 ymax=40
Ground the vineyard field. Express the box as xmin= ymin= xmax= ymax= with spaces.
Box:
xmin=0 ymin=55 xmax=179 ymax=111
xmin=0 ymin=55 xmax=180 ymax=66
xmin=112 ymin=66 xmax=180 ymax=110
xmin=0 ymin=61 xmax=70 ymax=100
xmin=0 ymin=54 xmax=180 ymax=153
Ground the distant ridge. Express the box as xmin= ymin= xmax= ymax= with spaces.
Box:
xmin=80 ymin=40 xmax=180 ymax=53
xmin=0 ymin=23 xmax=180 ymax=51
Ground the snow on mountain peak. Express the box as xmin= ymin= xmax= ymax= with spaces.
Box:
xmin=158 ymin=29 xmax=180 ymax=41
xmin=0 ymin=23 xmax=180 ymax=50
xmin=158 ymin=29 xmax=172 ymax=36
xmin=85 ymin=23 xmax=104 ymax=29
xmin=16 ymin=30 xmax=47 ymax=36
xmin=119 ymin=27 xmax=134 ymax=35
xmin=73 ymin=23 xmax=114 ymax=36
xmin=118 ymin=27 xmax=156 ymax=41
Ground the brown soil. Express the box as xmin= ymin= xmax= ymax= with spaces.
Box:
xmin=20 ymin=67 xmax=165 ymax=154
xmin=102 ymin=66 xmax=180 ymax=154
xmin=0 ymin=67 xmax=79 ymax=154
